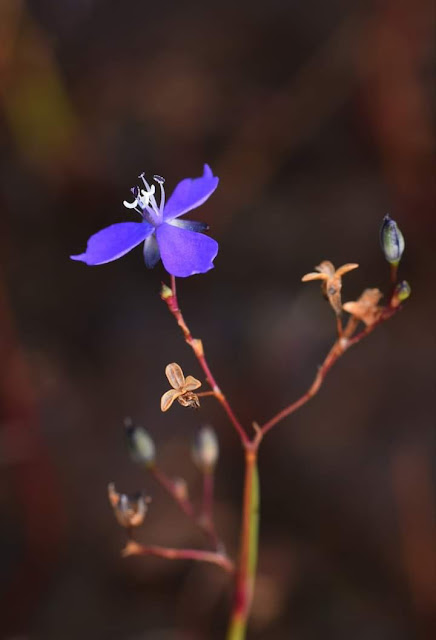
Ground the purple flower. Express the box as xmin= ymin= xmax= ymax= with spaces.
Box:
xmin=71 ymin=165 xmax=219 ymax=277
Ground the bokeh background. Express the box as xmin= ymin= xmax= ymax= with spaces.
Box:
xmin=1 ymin=0 xmax=435 ymax=638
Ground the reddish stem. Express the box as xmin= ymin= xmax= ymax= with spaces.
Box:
xmin=150 ymin=465 xmax=195 ymax=518
xmin=202 ymin=470 xmax=215 ymax=524
xmin=260 ymin=303 xmax=401 ymax=438
xmin=151 ymin=464 xmax=224 ymax=551
xmin=164 ymin=276 xmax=249 ymax=445
xmin=199 ymin=470 xmax=223 ymax=551
xmin=123 ymin=540 xmax=234 ymax=573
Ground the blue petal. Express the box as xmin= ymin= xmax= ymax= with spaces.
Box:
xmin=156 ymin=223 xmax=218 ymax=277
xmin=143 ymin=233 xmax=161 ymax=268
xmin=70 ymin=222 xmax=153 ymax=265
xmin=163 ymin=164 xmax=219 ymax=221
xmin=168 ymin=219 xmax=209 ymax=232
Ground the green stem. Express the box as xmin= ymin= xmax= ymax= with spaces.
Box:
xmin=226 ymin=449 xmax=260 ymax=640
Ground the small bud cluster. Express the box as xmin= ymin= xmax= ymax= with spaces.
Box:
xmin=108 ymin=416 xmax=220 ymax=542
xmin=303 ymin=215 xmax=410 ymax=328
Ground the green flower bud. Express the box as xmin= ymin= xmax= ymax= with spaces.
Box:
xmin=392 ymin=280 xmax=411 ymax=307
xmin=192 ymin=426 xmax=219 ymax=473
xmin=395 ymin=280 xmax=411 ymax=302
xmin=160 ymin=283 xmax=173 ymax=300
xmin=124 ymin=418 xmax=155 ymax=466
xmin=380 ymin=214 xmax=405 ymax=265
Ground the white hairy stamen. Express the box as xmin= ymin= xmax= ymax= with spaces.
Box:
xmin=138 ymin=186 xmax=155 ymax=208
xmin=139 ymin=174 xmax=160 ymax=213
xmin=124 ymin=173 xmax=167 ymax=224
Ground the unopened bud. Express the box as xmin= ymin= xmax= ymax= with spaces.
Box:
xmin=193 ymin=426 xmax=219 ymax=473
xmin=391 ymin=280 xmax=411 ymax=308
xmin=380 ymin=214 xmax=405 ymax=265
xmin=192 ymin=339 xmax=204 ymax=357
xmin=108 ymin=482 xmax=150 ymax=528
xmin=160 ymin=283 xmax=173 ymax=300
xmin=124 ymin=418 xmax=155 ymax=467
xmin=173 ymin=477 xmax=189 ymax=502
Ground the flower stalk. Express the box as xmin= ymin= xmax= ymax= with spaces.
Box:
xmin=226 ymin=446 xmax=260 ymax=640
xmin=162 ymin=263 xmax=406 ymax=639
xmin=72 ymin=165 xmax=410 ymax=639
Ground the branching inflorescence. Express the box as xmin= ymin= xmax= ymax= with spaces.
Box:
xmin=71 ymin=168 xmax=410 ymax=639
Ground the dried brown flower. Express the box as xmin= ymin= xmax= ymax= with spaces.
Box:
xmin=108 ymin=483 xmax=150 ymax=529
xmin=343 ymin=288 xmax=383 ymax=326
xmin=302 ymin=260 xmax=359 ymax=315
xmin=160 ymin=362 xmax=202 ymax=412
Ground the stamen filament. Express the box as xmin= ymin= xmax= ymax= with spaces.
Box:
xmin=156 ymin=180 xmax=165 ymax=214
xmin=153 ymin=175 xmax=166 ymax=214
xmin=139 ymin=173 xmax=160 ymax=218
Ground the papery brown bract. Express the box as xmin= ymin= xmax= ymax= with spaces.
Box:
xmin=343 ymin=289 xmax=383 ymax=326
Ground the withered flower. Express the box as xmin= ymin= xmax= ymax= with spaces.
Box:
xmin=302 ymin=260 xmax=359 ymax=315
xmin=343 ymin=288 xmax=383 ymax=326
xmin=160 ymin=362 xmax=201 ymax=412
xmin=108 ymin=483 xmax=150 ymax=529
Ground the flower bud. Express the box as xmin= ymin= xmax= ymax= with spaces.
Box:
xmin=108 ymin=482 xmax=150 ymax=528
xmin=380 ymin=214 xmax=405 ymax=265
xmin=173 ymin=477 xmax=189 ymax=502
xmin=124 ymin=418 xmax=155 ymax=467
xmin=192 ymin=426 xmax=219 ymax=473
xmin=391 ymin=280 xmax=411 ymax=308
xmin=160 ymin=283 xmax=173 ymax=300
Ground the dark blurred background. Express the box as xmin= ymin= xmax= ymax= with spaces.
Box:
xmin=0 ymin=0 xmax=435 ymax=638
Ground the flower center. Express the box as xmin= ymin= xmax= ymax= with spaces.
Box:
xmin=123 ymin=174 xmax=166 ymax=226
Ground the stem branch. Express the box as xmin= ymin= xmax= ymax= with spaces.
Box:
xmin=123 ymin=540 xmax=234 ymax=573
xmin=163 ymin=276 xmax=248 ymax=445
xmin=260 ymin=304 xmax=400 ymax=437
xmin=200 ymin=470 xmax=223 ymax=552
xmin=150 ymin=465 xmax=195 ymax=518
xmin=150 ymin=464 xmax=224 ymax=551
